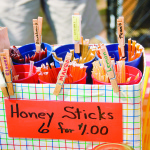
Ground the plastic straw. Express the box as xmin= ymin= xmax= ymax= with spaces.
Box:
xmin=134 ymin=44 xmax=142 ymax=59
xmin=52 ymin=52 xmax=62 ymax=61
xmin=68 ymin=74 xmax=73 ymax=83
xmin=128 ymin=38 xmax=131 ymax=61
xmin=83 ymin=49 xmax=95 ymax=63
xmin=28 ymin=61 xmax=34 ymax=77
xmin=118 ymin=45 xmax=122 ymax=59
xmin=134 ymin=73 xmax=139 ymax=80
xmin=70 ymin=49 xmax=74 ymax=61
xmin=59 ymin=61 xmax=63 ymax=67
xmin=131 ymin=40 xmax=136 ymax=60
xmin=73 ymin=58 xmax=79 ymax=63
xmin=81 ymin=40 xmax=86 ymax=62
xmin=50 ymin=62 xmax=57 ymax=82
xmin=74 ymin=64 xmax=80 ymax=81
xmin=43 ymin=72 xmax=50 ymax=82
xmin=116 ymin=61 xmax=121 ymax=83
xmin=126 ymin=77 xmax=131 ymax=82
xmin=121 ymin=60 xmax=125 ymax=83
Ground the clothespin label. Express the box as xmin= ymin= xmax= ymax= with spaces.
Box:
xmin=0 ymin=52 xmax=14 ymax=96
xmin=53 ymin=52 xmax=72 ymax=96
xmin=117 ymin=16 xmax=125 ymax=57
xmin=72 ymin=13 xmax=81 ymax=53
xmin=33 ymin=19 xmax=40 ymax=45
xmin=72 ymin=15 xmax=81 ymax=41
xmin=1 ymin=56 xmax=10 ymax=76
xmin=118 ymin=23 xmax=123 ymax=39
xmin=103 ymin=52 xmax=112 ymax=72
xmin=38 ymin=17 xmax=43 ymax=44
xmin=57 ymin=53 xmax=72 ymax=83
xmin=100 ymin=44 xmax=119 ymax=93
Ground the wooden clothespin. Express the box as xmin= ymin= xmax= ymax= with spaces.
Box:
xmin=72 ymin=13 xmax=81 ymax=53
xmin=3 ymin=27 xmax=10 ymax=50
xmin=117 ymin=16 xmax=125 ymax=57
xmin=53 ymin=52 xmax=72 ymax=96
xmin=99 ymin=44 xmax=119 ymax=93
xmin=38 ymin=16 xmax=43 ymax=44
xmin=0 ymin=52 xmax=14 ymax=96
xmin=0 ymin=27 xmax=5 ymax=52
xmin=0 ymin=58 xmax=9 ymax=97
xmin=33 ymin=19 xmax=41 ymax=52
xmin=0 ymin=27 xmax=10 ymax=52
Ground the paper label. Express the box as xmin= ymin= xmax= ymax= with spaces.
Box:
xmin=5 ymin=99 xmax=123 ymax=143
xmin=117 ymin=22 xmax=124 ymax=45
xmin=1 ymin=56 xmax=10 ymax=76
xmin=72 ymin=15 xmax=80 ymax=41
xmin=57 ymin=53 xmax=71 ymax=84
xmin=33 ymin=24 xmax=40 ymax=44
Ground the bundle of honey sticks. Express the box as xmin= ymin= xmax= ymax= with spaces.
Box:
xmin=127 ymin=38 xmax=143 ymax=61
xmin=93 ymin=43 xmax=140 ymax=84
xmin=118 ymin=38 xmax=143 ymax=61
xmin=92 ymin=59 xmax=140 ymax=84
xmin=92 ymin=59 xmax=136 ymax=84
xmin=37 ymin=62 xmax=87 ymax=84
xmin=97 ymin=38 xmax=143 ymax=62
xmin=52 ymin=39 xmax=96 ymax=64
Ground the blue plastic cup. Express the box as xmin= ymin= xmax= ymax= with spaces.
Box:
xmin=52 ymin=44 xmax=95 ymax=84
xmin=12 ymin=43 xmax=53 ymax=67
xmin=96 ymin=43 xmax=143 ymax=68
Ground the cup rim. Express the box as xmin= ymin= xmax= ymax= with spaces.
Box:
xmin=92 ymin=65 xmax=142 ymax=85
xmin=38 ymin=67 xmax=87 ymax=84
xmin=95 ymin=43 xmax=143 ymax=63
xmin=13 ymin=64 xmax=37 ymax=82
xmin=13 ymin=42 xmax=53 ymax=65
xmin=53 ymin=43 xmax=95 ymax=65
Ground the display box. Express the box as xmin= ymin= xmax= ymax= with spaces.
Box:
xmin=0 ymin=45 xmax=146 ymax=150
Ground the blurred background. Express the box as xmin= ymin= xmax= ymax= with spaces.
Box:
xmin=41 ymin=0 xmax=150 ymax=52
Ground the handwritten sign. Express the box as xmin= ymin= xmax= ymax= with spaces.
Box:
xmin=5 ymin=99 xmax=123 ymax=143
xmin=72 ymin=15 xmax=81 ymax=41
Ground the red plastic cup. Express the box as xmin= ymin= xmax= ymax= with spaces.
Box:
xmin=39 ymin=67 xmax=87 ymax=84
xmin=13 ymin=65 xmax=38 ymax=83
xmin=92 ymin=65 xmax=142 ymax=85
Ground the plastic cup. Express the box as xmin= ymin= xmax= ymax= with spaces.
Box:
xmin=13 ymin=65 xmax=38 ymax=83
xmin=38 ymin=67 xmax=87 ymax=84
xmin=92 ymin=65 xmax=142 ymax=85
xmin=13 ymin=43 xmax=53 ymax=67
xmin=96 ymin=43 xmax=143 ymax=68
xmin=52 ymin=44 xmax=95 ymax=84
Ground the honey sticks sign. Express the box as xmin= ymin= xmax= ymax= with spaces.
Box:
xmin=5 ymin=99 xmax=123 ymax=143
